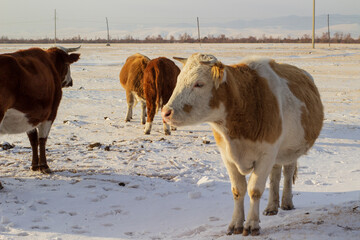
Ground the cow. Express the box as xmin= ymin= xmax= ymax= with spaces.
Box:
xmin=0 ymin=46 xmax=80 ymax=189
xmin=119 ymin=53 xmax=150 ymax=125
xmin=143 ymin=57 xmax=180 ymax=135
xmin=162 ymin=53 xmax=324 ymax=236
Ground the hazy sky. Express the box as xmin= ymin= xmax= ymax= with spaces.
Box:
xmin=1 ymin=0 xmax=359 ymax=38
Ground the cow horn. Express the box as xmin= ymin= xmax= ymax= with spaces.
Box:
xmin=173 ymin=57 xmax=187 ymax=65
xmin=199 ymin=54 xmax=218 ymax=66
xmin=57 ymin=45 xmax=81 ymax=53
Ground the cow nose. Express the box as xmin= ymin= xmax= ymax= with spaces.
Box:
xmin=161 ymin=107 xmax=173 ymax=122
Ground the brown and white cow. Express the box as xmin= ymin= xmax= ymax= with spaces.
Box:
xmin=0 ymin=46 xmax=80 ymax=189
xmin=119 ymin=53 xmax=150 ymax=125
xmin=143 ymin=57 xmax=180 ymax=135
xmin=162 ymin=53 xmax=324 ymax=236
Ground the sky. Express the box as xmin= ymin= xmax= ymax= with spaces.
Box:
xmin=1 ymin=0 xmax=359 ymax=39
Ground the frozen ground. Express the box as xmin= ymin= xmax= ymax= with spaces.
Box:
xmin=0 ymin=43 xmax=359 ymax=240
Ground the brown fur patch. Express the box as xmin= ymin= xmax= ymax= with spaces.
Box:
xmin=119 ymin=53 xmax=150 ymax=101
xmin=269 ymin=61 xmax=323 ymax=148
xmin=232 ymin=187 xmax=240 ymax=200
xmin=183 ymin=104 xmax=193 ymax=113
xmin=249 ymin=189 xmax=262 ymax=200
xmin=209 ymin=64 xmax=282 ymax=143
xmin=143 ymin=57 xmax=180 ymax=123
xmin=0 ymin=47 xmax=78 ymax=125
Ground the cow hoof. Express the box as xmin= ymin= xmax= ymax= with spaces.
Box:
xmin=243 ymin=228 xmax=260 ymax=236
xmin=164 ymin=130 xmax=171 ymax=135
xmin=227 ymin=227 xmax=243 ymax=235
xmin=281 ymin=204 xmax=295 ymax=211
xmin=39 ymin=166 xmax=52 ymax=174
xmin=242 ymin=229 xmax=249 ymax=236
xmin=31 ymin=166 xmax=39 ymax=171
xmin=227 ymin=224 xmax=243 ymax=235
xmin=144 ymin=130 xmax=150 ymax=135
xmin=251 ymin=229 xmax=260 ymax=236
xmin=263 ymin=209 xmax=278 ymax=216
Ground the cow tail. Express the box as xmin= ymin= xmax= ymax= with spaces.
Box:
xmin=292 ymin=163 xmax=298 ymax=184
xmin=154 ymin=66 xmax=162 ymax=113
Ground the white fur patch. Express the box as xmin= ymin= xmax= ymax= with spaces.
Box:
xmin=144 ymin=122 xmax=152 ymax=134
xmin=63 ymin=67 xmax=72 ymax=86
xmin=0 ymin=109 xmax=36 ymax=134
xmin=38 ymin=120 xmax=53 ymax=138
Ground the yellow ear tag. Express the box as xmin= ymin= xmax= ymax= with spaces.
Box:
xmin=211 ymin=62 xmax=225 ymax=88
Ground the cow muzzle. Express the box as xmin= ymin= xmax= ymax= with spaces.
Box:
xmin=62 ymin=79 xmax=73 ymax=88
xmin=161 ymin=106 xmax=173 ymax=124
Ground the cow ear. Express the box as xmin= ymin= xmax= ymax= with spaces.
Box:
xmin=211 ymin=62 xmax=226 ymax=89
xmin=173 ymin=57 xmax=187 ymax=65
xmin=68 ymin=53 xmax=80 ymax=64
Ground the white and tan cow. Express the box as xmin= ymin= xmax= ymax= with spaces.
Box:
xmin=162 ymin=53 xmax=324 ymax=236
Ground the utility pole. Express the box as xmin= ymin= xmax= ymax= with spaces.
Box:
xmin=197 ymin=17 xmax=201 ymax=46
xmin=106 ymin=17 xmax=110 ymax=46
xmin=54 ymin=9 xmax=57 ymax=45
xmin=312 ymin=0 xmax=315 ymax=48
xmin=327 ymin=14 xmax=331 ymax=47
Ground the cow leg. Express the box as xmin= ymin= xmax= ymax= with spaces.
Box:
xmin=125 ymin=91 xmax=134 ymax=122
xmin=141 ymin=100 xmax=146 ymax=125
xmin=38 ymin=138 xmax=51 ymax=173
xmin=263 ymin=164 xmax=282 ymax=215
xmin=281 ymin=162 xmax=297 ymax=210
xmin=144 ymin=99 xmax=155 ymax=134
xmin=0 ymin=112 xmax=3 ymax=189
xmin=244 ymin=156 xmax=275 ymax=236
xmin=37 ymin=121 xmax=53 ymax=174
xmin=27 ymin=129 xmax=40 ymax=171
xmin=163 ymin=120 xmax=171 ymax=135
xmin=224 ymin=161 xmax=247 ymax=235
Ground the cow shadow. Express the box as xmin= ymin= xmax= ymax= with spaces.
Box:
xmin=320 ymin=121 xmax=360 ymax=141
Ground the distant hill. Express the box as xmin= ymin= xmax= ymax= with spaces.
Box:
xmin=3 ymin=14 xmax=359 ymax=40
xmin=212 ymin=14 xmax=360 ymax=30
xmin=114 ymin=14 xmax=360 ymax=39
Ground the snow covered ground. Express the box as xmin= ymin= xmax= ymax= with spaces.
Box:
xmin=0 ymin=43 xmax=359 ymax=240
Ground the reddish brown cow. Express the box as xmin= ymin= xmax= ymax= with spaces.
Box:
xmin=0 ymin=47 xmax=80 ymax=189
xmin=119 ymin=53 xmax=150 ymax=125
xmin=143 ymin=57 xmax=180 ymax=135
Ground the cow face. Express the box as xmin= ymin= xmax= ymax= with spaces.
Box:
xmin=62 ymin=53 xmax=80 ymax=88
xmin=162 ymin=53 xmax=226 ymax=127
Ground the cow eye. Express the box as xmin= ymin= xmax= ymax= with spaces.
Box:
xmin=194 ymin=82 xmax=204 ymax=88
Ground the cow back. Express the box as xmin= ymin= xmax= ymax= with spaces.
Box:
xmin=0 ymin=49 xmax=59 ymax=123
xmin=143 ymin=57 xmax=180 ymax=110
xmin=119 ymin=53 xmax=150 ymax=98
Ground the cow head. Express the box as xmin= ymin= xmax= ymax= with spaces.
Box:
xmin=162 ymin=53 xmax=226 ymax=127
xmin=48 ymin=47 xmax=80 ymax=88
xmin=61 ymin=52 xmax=80 ymax=88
